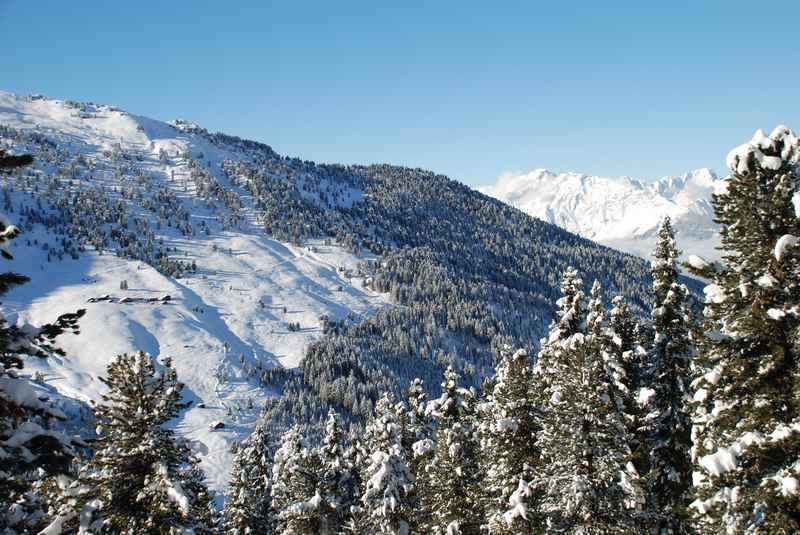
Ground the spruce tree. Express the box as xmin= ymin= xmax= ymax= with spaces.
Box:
xmin=643 ymin=217 xmax=693 ymax=532
xmin=361 ymin=393 xmax=413 ymax=535
xmin=479 ymin=348 xmax=541 ymax=534
xmin=44 ymin=352 xmax=216 ymax=534
xmin=688 ymin=126 xmax=800 ymax=532
xmin=317 ymin=409 xmax=353 ymax=533
xmin=420 ymin=367 xmax=482 ymax=535
xmin=608 ymin=295 xmax=649 ymax=480
xmin=341 ymin=435 xmax=371 ymax=534
xmin=224 ymin=420 xmax=274 ymax=534
xmin=402 ymin=378 xmax=434 ymax=533
xmin=270 ymin=425 xmax=323 ymax=534
xmin=533 ymin=275 xmax=644 ymax=533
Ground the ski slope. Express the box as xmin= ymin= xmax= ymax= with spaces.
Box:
xmin=0 ymin=90 xmax=389 ymax=496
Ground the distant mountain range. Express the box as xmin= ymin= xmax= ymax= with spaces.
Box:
xmin=479 ymin=167 xmax=727 ymax=260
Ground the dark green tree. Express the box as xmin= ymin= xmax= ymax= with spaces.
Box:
xmin=224 ymin=420 xmax=274 ymax=534
xmin=361 ymin=393 xmax=413 ymax=535
xmin=44 ymin=352 xmax=216 ymax=534
xmin=270 ymin=425 xmax=323 ymax=534
xmin=478 ymin=348 xmax=541 ymax=534
xmin=643 ymin=217 xmax=694 ymax=532
xmin=688 ymin=126 xmax=800 ymax=532
xmin=533 ymin=276 xmax=644 ymax=533
xmin=608 ymin=295 xmax=649 ymax=481
xmin=419 ymin=367 xmax=482 ymax=535
xmin=317 ymin=409 xmax=354 ymax=533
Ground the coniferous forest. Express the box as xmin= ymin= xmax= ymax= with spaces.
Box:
xmin=2 ymin=115 xmax=800 ymax=535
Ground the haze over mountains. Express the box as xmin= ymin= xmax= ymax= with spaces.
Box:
xmin=480 ymin=167 xmax=727 ymax=260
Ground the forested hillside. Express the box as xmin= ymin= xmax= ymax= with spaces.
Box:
xmin=5 ymin=92 xmax=798 ymax=535
xmin=0 ymin=90 xmax=652 ymax=441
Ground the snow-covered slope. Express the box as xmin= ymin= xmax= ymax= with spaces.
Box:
xmin=479 ymin=168 xmax=727 ymax=260
xmin=0 ymin=91 xmax=388 ymax=495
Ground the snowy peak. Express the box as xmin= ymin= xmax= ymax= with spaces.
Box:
xmin=479 ymin=167 xmax=725 ymax=259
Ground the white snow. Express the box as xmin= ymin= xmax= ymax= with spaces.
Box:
xmin=157 ymin=462 xmax=191 ymax=514
xmin=699 ymin=445 xmax=739 ymax=477
xmin=767 ymin=308 xmax=786 ymax=321
xmin=775 ymin=475 xmax=799 ymax=496
xmin=774 ymin=234 xmax=799 ymax=262
xmin=686 ymin=254 xmax=710 ymax=270
xmin=756 ymin=273 xmax=778 ymax=288
xmin=793 ymin=192 xmax=800 ymax=219
xmin=503 ymin=479 xmax=532 ymax=525
xmin=697 ymin=424 xmax=800 ymax=480
xmin=635 ymin=387 xmax=656 ymax=407
xmin=703 ymin=367 xmax=722 ymax=386
xmin=726 ymin=126 xmax=799 ymax=175
xmin=703 ymin=284 xmax=726 ymax=304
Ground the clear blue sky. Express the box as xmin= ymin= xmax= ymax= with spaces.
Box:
xmin=1 ymin=1 xmax=798 ymax=186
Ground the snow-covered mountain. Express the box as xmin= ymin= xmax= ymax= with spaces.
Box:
xmin=0 ymin=90 xmax=654 ymax=503
xmin=479 ymin=167 xmax=728 ymax=260
xmin=0 ymin=91 xmax=388 ymax=494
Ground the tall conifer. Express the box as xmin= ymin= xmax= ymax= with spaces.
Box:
xmin=688 ymin=126 xmax=800 ymax=532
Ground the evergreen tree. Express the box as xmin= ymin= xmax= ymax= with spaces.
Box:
xmin=688 ymin=126 xmax=800 ymax=532
xmin=608 ymin=295 xmax=649 ymax=480
xmin=270 ymin=425 xmax=323 ymax=534
xmin=0 ymin=150 xmax=85 ymax=534
xmin=420 ymin=367 xmax=482 ymax=535
xmin=224 ymin=420 xmax=274 ymax=534
xmin=341 ymin=436 xmax=371 ymax=534
xmin=44 ymin=352 xmax=216 ymax=534
xmin=361 ymin=393 xmax=413 ymax=535
xmin=547 ymin=267 xmax=586 ymax=344
xmin=479 ymin=348 xmax=541 ymax=534
xmin=533 ymin=275 xmax=644 ymax=533
xmin=643 ymin=217 xmax=694 ymax=532
xmin=609 ymin=295 xmax=644 ymax=402
xmin=317 ymin=409 xmax=353 ymax=533
xmin=402 ymin=378 xmax=434 ymax=533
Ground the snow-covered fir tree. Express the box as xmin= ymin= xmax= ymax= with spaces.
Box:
xmin=478 ymin=348 xmax=541 ymax=534
xmin=360 ymin=393 xmax=413 ymax=535
xmin=642 ymin=216 xmax=694 ymax=532
xmin=224 ymin=420 xmax=274 ymax=535
xmin=532 ymin=275 xmax=644 ymax=533
xmin=0 ymin=149 xmax=85 ymax=534
xmin=341 ymin=435 xmax=371 ymax=534
xmin=542 ymin=267 xmax=586 ymax=352
xmin=317 ymin=409 xmax=354 ymax=533
xmin=401 ymin=378 xmax=434 ymax=533
xmin=687 ymin=126 xmax=800 ymax=532
xmin=270 ymin=425 xmax=323 ymax=534
xmin=419 ymin=367 xmax=482 ymax=535
xmin=43 ymin=352 xmax=216 ymax=534
xmin=608 ymin=295 xmax=649 ymax=480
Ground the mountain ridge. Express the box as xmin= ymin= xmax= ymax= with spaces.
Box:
xmin=479 ymin=166 xmax=727 ymax=260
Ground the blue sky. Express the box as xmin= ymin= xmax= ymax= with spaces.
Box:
xmin=1 ymin=1 xmax=798 ymax=187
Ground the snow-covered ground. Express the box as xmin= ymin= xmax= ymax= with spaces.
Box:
xmin=0 ymin=90 xmax=389 ymax=495
xmin=479 ymin=168 xmax=727 ymax=260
